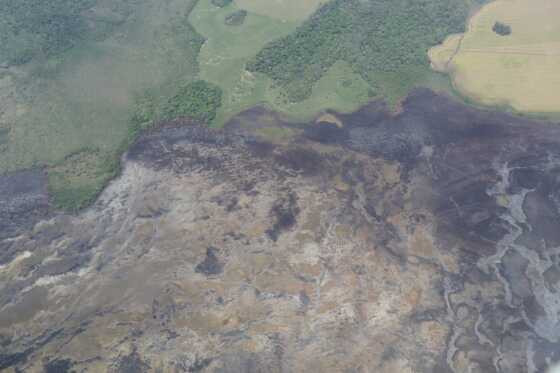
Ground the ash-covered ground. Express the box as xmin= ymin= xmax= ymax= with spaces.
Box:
xmin=2 ymin=89 xmax=560 ymax=372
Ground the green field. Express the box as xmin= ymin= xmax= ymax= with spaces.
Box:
xmin=234 ymin=0 xmax=325 ymax=21
xmin=189 ymin=0 xmax=297 ymax=126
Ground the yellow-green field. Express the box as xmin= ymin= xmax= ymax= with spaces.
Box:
xmin=234 ymin=0 xmax=325 ymax=21
xmin=429 ymin=0 xmax=560 ymax=113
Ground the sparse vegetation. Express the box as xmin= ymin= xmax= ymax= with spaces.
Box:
xmin=248 ymin=0 xmax=470 ymax=103
xmin=234 ymin=0 xmax=325 ymax=21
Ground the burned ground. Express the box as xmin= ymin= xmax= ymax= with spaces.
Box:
xmin=2 ymin=90 xmax=560 ymax=372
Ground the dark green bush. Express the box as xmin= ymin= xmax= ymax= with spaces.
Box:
xmin=492 ymin=21 xmax=511 ymax=36
xmin=164 ymin=80 xmax=223 ymax=123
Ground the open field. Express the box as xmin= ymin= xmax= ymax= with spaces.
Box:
xmin=234 ymin=0 xmax=325 ymax=21
xmin=429 ymin=0 xmax=560 ymax=113
xmin=188 ymin=0 xmax=298 ymax=127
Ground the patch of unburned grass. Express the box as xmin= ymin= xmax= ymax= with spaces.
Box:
xmin=256 ymin=127 xmax=295 ymax=143
xmin=189 ymin=0 xmax=298 ymax=127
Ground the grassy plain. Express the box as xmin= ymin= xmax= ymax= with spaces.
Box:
xmin=234 ymin=0 xmax=325 ymax=21
xmin=429 ymin=0 xmax=560 ymax=113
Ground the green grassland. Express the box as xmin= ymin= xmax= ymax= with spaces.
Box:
xmin=188 ymin=0 xmax=298 ymax=126
xmin=234 ymin=0 xmax=325 ymax=21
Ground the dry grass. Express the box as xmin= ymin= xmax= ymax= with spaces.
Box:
xmin=429 ymin=0 xmax=560 ymax=113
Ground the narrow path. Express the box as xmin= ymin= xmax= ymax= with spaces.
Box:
xmin=444 ymin=33 xmax=466 ymax=70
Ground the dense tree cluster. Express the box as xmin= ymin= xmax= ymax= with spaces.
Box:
xmin=492 ymin=21 xmax=511 ymax=36
xmin=164 ymin=80 xmax=223 ymax=123
xmin=247 ymin=0 xmax=471 ymax=102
